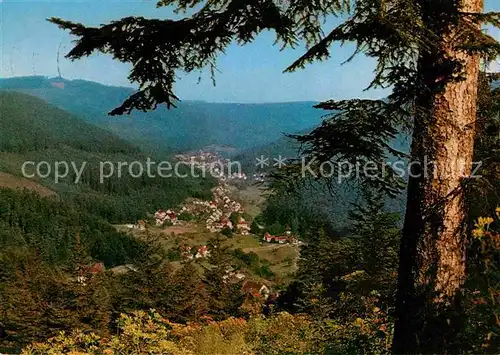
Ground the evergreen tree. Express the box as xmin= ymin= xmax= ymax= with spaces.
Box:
xmin=68 ymin=232 xmax=92 ymax=277
xmin=170 ymin=262 xmax=209 ymax=322
xmin=205 ymin=235 xmax=244 ymax=320
xmin=250 ymin=220 xmax=262 ymax=235
xmin=279 ymin=228 xmax=357 ymax=318
xmin=111 ymin=260 xmax=175 ymax=316
xmin=50 ymin=1 xmax=500 ymax=352
xmin=0 ymin=253 xmax=112 ymax=348
xmin=0 ymin=256 xmax=48 ymax=347
xmin=348 ymin=189 xmax=400 ymax=293
xmin=229 ymin=212 xmax=240 ymax=228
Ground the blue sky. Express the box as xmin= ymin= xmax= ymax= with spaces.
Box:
xmin=1 ymin=0 xmax=499 ymax=103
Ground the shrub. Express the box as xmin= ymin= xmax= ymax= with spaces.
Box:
xmin=23 ymin=310 xmax=323 ymax=354
xmin=221 ymin=227 xmax=233 ymax=238
xmin=461 ymin=208 xmax=500 ymax=352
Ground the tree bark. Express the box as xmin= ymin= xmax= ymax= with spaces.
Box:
xmin=392 ymin=0 xmax=483 ymax=353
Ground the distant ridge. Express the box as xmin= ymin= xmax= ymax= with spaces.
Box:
xmin=0 ymin=76 xmax=324 ymax=153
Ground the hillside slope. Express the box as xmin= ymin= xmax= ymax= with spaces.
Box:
xmin=0 ymin=171 xmax=56 ymax=197
xmin=0 ymin=91 xmax=137 ymax=154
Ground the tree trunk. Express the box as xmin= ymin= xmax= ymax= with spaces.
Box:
xmin=392 ymin=0 xmax=483 ymax=353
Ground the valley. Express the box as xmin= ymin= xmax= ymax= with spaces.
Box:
xmin=115 ymin=172 xmax=301 ymax=287
xmin=0 ymin=77 xmax=405 ymax=301
xmin=0 ymin=80 xmax=314 ymax=352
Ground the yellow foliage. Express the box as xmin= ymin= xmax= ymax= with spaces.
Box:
xmin=478 ymin=217 xmax=494 ymax=228
xmin=472 ymin=210 xmax=498 ymax=240
xmin=23 ymin=310 xmax=322 ymax=355
xmin=466 ymin=208 xmax=500 ymax=351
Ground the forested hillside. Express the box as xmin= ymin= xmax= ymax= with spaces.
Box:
xmin=235 ymin=128 xmax=410 ymax=231
xmin=0 ymin=91 xmax=216 ymax=223
xmin=0 ymin=188 xmax=147 ymax=267
xmin=0 ymin=91 xmax=136 ymax=154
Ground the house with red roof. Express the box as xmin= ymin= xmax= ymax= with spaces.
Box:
xmin=87 ymin=262 xmax=106 ymax=274
xmin=167 ymin=211 xmax=177 ymax=223
xmin=195 ymin=245 xmax=210 ymax=259
xmin=242 ymin=280 xmax=271 ymax=300
xmin=135 ymin=219 xmax=146 ymax=230
xmin=263 ymin=232 xmax=274 ymax=243
xmin=237 ymin=220 xmax=251 ymax=235
xmin=155 ymin=209 xmax=167 ymax=226
xmin=220 ymin=219 xmax=233 ymax=229
xmin=275 ymin=236 xmax=288 ymax=244
xmin=181 ymin=245 xmax=194 ymax=260
xmin=155 ymin=209 xmax=178 ymax=226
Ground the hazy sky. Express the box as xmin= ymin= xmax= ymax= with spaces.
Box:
xmin=1 ymin=0 xmax=499 ymax=103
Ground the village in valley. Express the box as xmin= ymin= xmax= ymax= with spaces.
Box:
xmin=116 ymin=150 xmax=302 ymax=303
xmin=175 ymin=150 xmax=268 ymax=183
